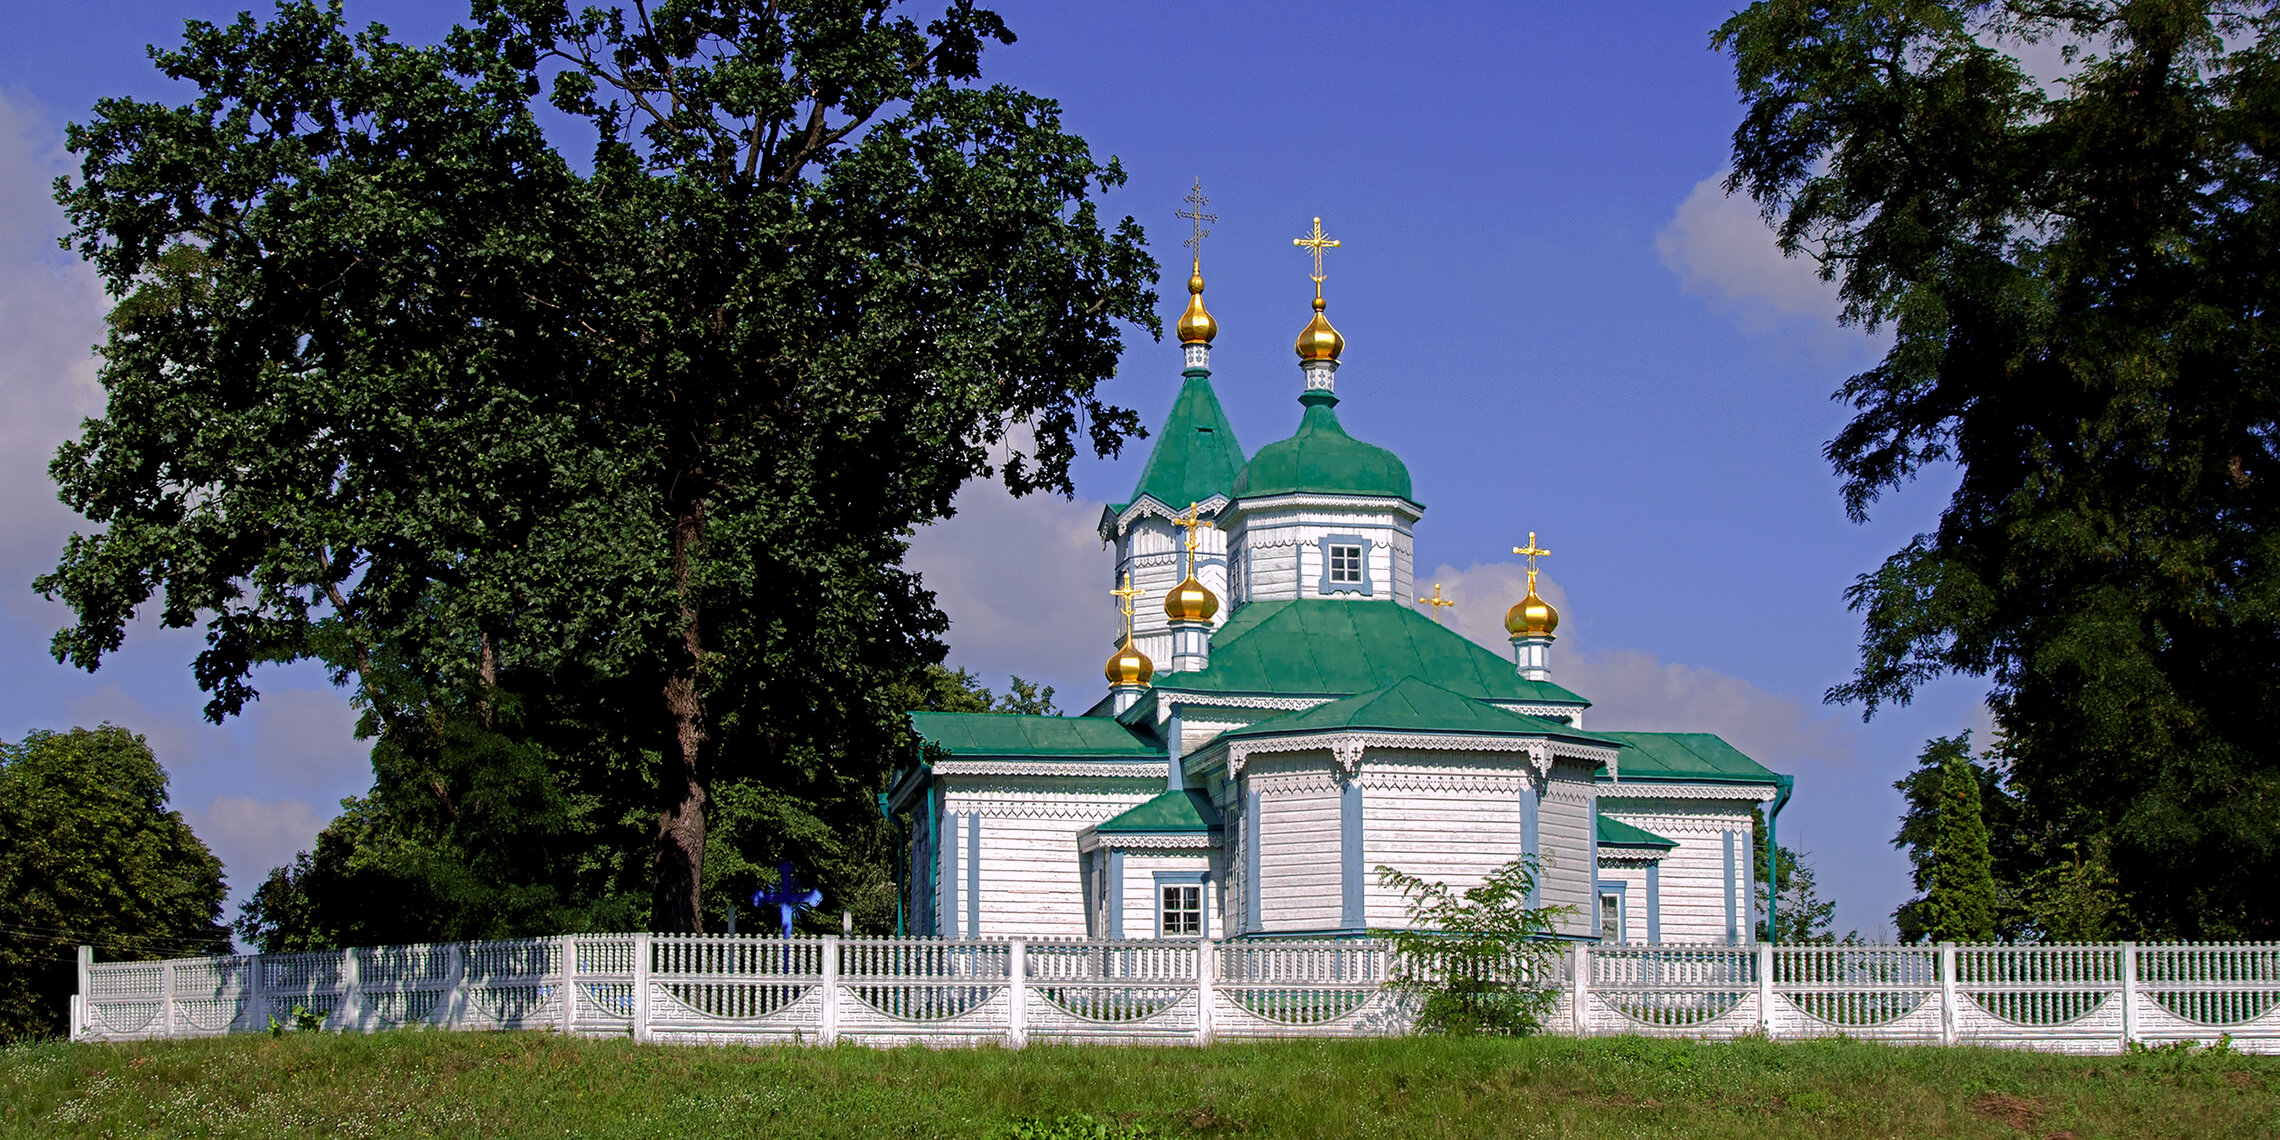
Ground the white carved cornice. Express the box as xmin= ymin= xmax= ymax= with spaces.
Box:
xmin=1209 ymin=730 xmax=1612 ymax=780
xmin=1076 ymin=831 xmax=1222 ymax=854
xmin=1594 ymin=782 xmax=1780 ymax=802
xmin=1105 ymin=494 xmax=1232 ymax=539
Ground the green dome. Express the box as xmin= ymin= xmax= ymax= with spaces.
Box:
xmin=1232 ymin=392 xmax=1414 ymax=502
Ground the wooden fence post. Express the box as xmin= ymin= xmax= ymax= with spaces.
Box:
xmin=1196 ymin=938 xmax=1216 ymax=1046
xmin=1005 ymin=939 xmax=1027 ymax=1049
xmin=1938 ymin=942 xmax=1958 ymax=1047
xmin=632 ymin=933 xmax=653 ymax=1043
xmin=2118 ymin=942 xmax=2138 ymax=1049
xmin=558 ymin=935 xmax=577 ymax=1036
xmin=1756 ymin=941 xmax=1777 ymax=1039
xmin=1570 ymin=942 xmax=1591 ymax=1038
xmin=819 ymin=936 xmax=840 ymax=1046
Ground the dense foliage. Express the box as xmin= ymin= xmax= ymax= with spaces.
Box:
xmin=46 ymin=0 xmax=1155 ymax=933
xmin=0 ymin=727 xmax=228 ymax=1041
xmin=1373 ymin=857 xmax=1569 ymax=1037
xmin=1719 ymin=0 xmax=2280 ymax=937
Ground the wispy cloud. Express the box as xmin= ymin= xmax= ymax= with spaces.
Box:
xmin=1424 ymin=559 xmax=1856 ymax=777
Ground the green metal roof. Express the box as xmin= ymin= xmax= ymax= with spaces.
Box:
xmin=1224 ymin=676 xmax=1617 ymax=746
xmin=909 ymin=712 xmax=1161 ymax=758
xmin=1116 ymin=372 xmax=1246 ymax=514
xmin=1232 ymin=392 xmax=1415 ymax=502
xmin=1094 ymin=789 xmax=1221 ymax=833
xmin=1592 ymin=732 xmax=1782 ymax=784
xmin=1597 ymin=814 xmax=1678 ymax=849
xmin=1156 ymin=599 xmax=1588 ymax=705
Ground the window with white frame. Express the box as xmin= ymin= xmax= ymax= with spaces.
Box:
xmin=1599 ymin=892 xmax=1624 ymax=943
xmin=1328 ymin=543 xmax=1363 ymax=584
xmin=1160 ymin=884 xmax=1202 ymax=937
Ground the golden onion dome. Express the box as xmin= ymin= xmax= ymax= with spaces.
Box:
xmin=1163 ymin=572 xmax=1220 ymax=624
xmin=1294 ymin=294 xmax=1344 ymax=362
xmin=1104 ymin=637 xmax=1155 ymax=686
xmin=1504 ymin=581 xmax=1560 ymax=638
xmin=1176 ymin=260 xmax=1218 ymax=346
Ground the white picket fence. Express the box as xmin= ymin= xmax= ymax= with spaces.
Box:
xmin=71 ymin=936 xmax=2280 ymax=1054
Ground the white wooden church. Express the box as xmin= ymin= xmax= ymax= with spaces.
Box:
xmin=889 ymin=216 xmax=1793 ymax=945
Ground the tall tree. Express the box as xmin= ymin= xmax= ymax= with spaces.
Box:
xmin=46 ymin=1 xmax=1155 ymax=931
xmin=1925 ymin=740 xmax=2002 ymax=942
xmin=0 ymin=727 xmax=228 ymax=1041
xmin=1719 ymin=1 xmax=2280 ymax=937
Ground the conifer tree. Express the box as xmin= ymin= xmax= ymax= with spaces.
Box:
xmin=1927 ymin=746 xmax=2000 ymax=943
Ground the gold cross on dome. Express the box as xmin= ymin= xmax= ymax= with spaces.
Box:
xmin=1171 ymin=501 xmax=1215 ymax=554
xmin=1421 ymin=584 xmax=1456 ymax=623
xmin=1177 ymin=179 xmax=1216 ymax=260
xmin=1111 ymin=570 xmax=1147 ymax=638
xmin=1293 ymin=216 xmax=1340 ymax=289
xmin=1512 ymin=532 xmax=1551 ymax=590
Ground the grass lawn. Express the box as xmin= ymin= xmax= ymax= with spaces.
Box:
xmin=1 ymin=1031 xmax=2271 ymax=1139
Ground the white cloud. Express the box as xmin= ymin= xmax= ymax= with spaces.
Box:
xmin=190 ymin=795 xmax=325 ymax=888
xmin=0 ymin=92 xmax=107 ymax=618
xmin=1425 ymin=559 xmax=1856 ymax=777
xmin=905 ymin=475 xmax=1113 ymax=704
xmin=242 ymin=687 xmax=368 ymax=791
xmin=1656 ymin=172 xmax=1844 ymax=330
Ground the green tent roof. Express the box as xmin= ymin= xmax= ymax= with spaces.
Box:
xmin=1224 ymin=676 xmax=1617 ymax=746
xmin=1592 ymin=732 xmax=1781 ymax=784
xmin=1232 ymin=392 xmax=1414 ymax=502
xmin=1597 ymin=814 xmax=1678 ymax=849
xmin=1155 ymin=599 xmax=1588 ymax=705
xmin=1094 ymin=789 xmax=1221 ymax=834
xmin=910 ymin=712 xmax=1161 ymax=758
xmin=1116 ymin=372 xmax=1246 ymax=514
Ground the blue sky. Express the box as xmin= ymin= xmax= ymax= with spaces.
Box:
xmin=0 ymin=1 xmax=1998 ymax=937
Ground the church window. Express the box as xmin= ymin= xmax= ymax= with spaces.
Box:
xmin=1599 ymin=891 xmax=1624 ymax=943
xmin=1160 ymin=885 xmax=1202 ymax=936
xmin=1318 ymin=534 xmax=1374 ymax=595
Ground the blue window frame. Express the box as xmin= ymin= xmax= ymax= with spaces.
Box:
xmin=1318 ymin=534 xmax=1373 ymax=596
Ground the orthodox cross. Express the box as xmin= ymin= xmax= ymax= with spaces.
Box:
xmin=1513 ymin=532 xmax=1551 ymax=591
xmin=1172 ymin=501 xmax=1215 ymax=580
xmin=1421 ymin=583 xmax=1456 ymax=623
xmin=1111 ymin=570 xmax=1146 ymax=640
xmin=1293 ymin=216 xmax=1340 ymax=293
xmin=1177 ymin=178 xmax=1216 ymax=261
xmin=751 ymin=861 xmax=822 ymax=941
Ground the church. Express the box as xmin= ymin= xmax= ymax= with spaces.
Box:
xmin=889 ymin=211 xmax=1793 ymax=945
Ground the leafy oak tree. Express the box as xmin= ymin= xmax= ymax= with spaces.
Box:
xmin=0 ymin=727 xmax=229 ymax=1041
xmin=1719 ymin=1 xmax=2280 ymax=936
xmin=47 ymin=1 xmax=1154 ymax=932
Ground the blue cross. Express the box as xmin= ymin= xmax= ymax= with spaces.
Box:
xmin=751 ymin=862 xmax=822 ymax=940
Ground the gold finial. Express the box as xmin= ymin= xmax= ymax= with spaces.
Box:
xmin=1171 ymin=500 xmax=1215 ymax=555
xmin=1111 ymin=570 xmax=1147 ymax=640
xmin=1293 ymin=215 xmax=1339 ymax=292
xmin=1513 ymin=532 xmax=1551 ymax=593
xmin=1107 ymin=569 xmax=1156 ymax=684
xmin=1292 ymin=216 xmax=1345 ymax=362
xmin=1164 ymin=502 xmax=1222 ymax=624
xmin=1420 ymin=584 xmax=1456 ymax=624
xmin=1175 ymin=180 xmax=1219 ymax=346
xmin=1505 ymin=533 xmax=1560 ymax=638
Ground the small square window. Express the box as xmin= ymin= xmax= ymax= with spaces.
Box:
xmin=1328 ymin=544 xmax=1363 ymax=584
xmin=1160 ymin=885 xmax=1202 ymax=937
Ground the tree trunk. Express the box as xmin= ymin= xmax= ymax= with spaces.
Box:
xmin=651 ymin=494 xmax=710 ymax=932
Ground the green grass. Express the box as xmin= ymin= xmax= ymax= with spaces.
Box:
xmin=1 ymin=1031 xmax=2272 ymax=1139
